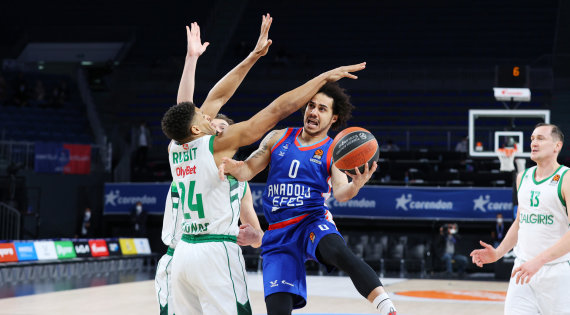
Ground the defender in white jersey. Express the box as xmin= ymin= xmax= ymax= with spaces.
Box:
xmin=154 ymin=19 xmax=267 ymax=315
xmin=156 ymin=179 xmax=258 ymax=315
xmin=155 ymin=186 xmax=181 ymax=315
xmin=471 ymin=123 xmax=570 ymax=315
xmin=160 ymin=15 xmax=365 ymax=313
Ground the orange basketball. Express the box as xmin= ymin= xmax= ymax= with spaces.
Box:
xmin=330 ymin=127 xmax=379 ymax=175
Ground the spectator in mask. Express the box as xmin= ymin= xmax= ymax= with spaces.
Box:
xmin=130 ymin=201 xmax=148 ymax=237
xmin=76 ymin=207 xmax=93 ymax=238
xmin=133 ymin=121 xmax=151 ymax=172
xmin=436 ymin=223 xmax=468 ymax=276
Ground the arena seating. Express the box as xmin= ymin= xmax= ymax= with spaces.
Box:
xmin=0 ymin=107 xmax=92 ymax=143
xmin=0 ymin=72 xmax=93 ymax=144
xmin=221 ymin=1 xmax=558 ymax=71
xmin=120 ymin=89 xmax=547 ymax=163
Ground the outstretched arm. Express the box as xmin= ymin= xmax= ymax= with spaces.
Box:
xmin=510 ymin=174 xmax=570 ymax=284
xmin=200 ymin=13 xmax=273 ymax=118
xmin=471 ymin=172 xmax=523 ymax=267
xmin=218 ymin=129 xmax=283 ymax=181
xmin=213 ymin=62 xmax=366 ymax=163
xmin=177 ymin=22 xmax=209 ymax=104
xmin=470 ymin=212 xmax=520 ymax=267
xmin=237 ymin=183 xmax=264 ymax=248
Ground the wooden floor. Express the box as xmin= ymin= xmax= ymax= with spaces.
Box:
xmin=0 ymin=273 xmax=509 ymax=315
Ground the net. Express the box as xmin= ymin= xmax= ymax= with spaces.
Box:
xmin=496 ymin=147 xmax=517 ymax=172
xmin=515 ymin=158 xmax=526 ymax=174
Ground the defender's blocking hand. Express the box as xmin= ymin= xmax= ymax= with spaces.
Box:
xmin=251 ymin=13 xmax=273 ymax=57
xmin=324 ymin=62 xmax=367 ymax=82
xmin=186 ymin=22 xmax=209 ymax=57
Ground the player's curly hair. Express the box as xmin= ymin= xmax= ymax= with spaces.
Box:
xmin=303 ymin=82 xmax=354 ymax=131
xmin=161 ymin=102 xmax=196 ymax=142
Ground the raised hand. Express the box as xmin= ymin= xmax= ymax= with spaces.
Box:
xmin=251 ymin=13 xmax=273 ymax=57
xmin=325 ymin=62 xmax=367 ymax=82
xmin=470 ymin=240 xmax=499 ymax=267
xmin=345 ymin=161 xmax=377 ymax=189
xmin=186 ymin=22 xmax=210 ymax=57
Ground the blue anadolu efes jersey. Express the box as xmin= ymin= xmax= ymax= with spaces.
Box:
xmin=262 ymin=128 xmax=334 ymax=225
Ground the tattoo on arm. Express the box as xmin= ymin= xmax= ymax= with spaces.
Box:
xmin=247 ymin=130 xmax=279 ymax=161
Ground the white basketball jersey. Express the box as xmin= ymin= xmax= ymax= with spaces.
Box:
xmin=515 ymin=165 xmax=569 ymax=263
xmin=168 ymin=137 xmax=244 ymax=237
xmin=161 ymin=179 xmax=248 ymax=247
xmin=160 ymin=182 xmax=182 ymax=248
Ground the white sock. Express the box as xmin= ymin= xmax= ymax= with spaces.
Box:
xmin=373 ymin=292 xmax=397 ymax=314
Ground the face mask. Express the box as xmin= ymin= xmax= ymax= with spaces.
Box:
xmin=136 ymin=205 xmax=142 ymax=212
xmin=449 ymin=229 xmax=457 ymax=235
xmin=84 ymin=211 xmax=91 ymax=221
xmin=497 ymin=218 xmax=503 ymax=224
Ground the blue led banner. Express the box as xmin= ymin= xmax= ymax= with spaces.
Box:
xmin=104 ymin=182 xmax=513 ymax=220
xmin=104 ymin=183 xmax=169 ymax=214
xmin=248 ymin=183 xmax=513 ymax=220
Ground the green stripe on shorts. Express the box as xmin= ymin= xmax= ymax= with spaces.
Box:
xmin=237 ymin=300 xmax=252 ymax=315
xmin=182 ymin=234 xmax=237 ymax=244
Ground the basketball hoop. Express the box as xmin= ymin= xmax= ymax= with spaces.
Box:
xmin=496 ymin=146 xmax=517 ymax=172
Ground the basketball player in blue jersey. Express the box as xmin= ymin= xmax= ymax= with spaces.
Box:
xmin=161 ymin=13 xmax=366 ymax=312
xmin=219 ymin=83 xmax=397 ymax=314
xmin=163 ymin=63 xmax=365 ymax=314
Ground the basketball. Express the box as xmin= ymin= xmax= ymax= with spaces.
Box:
xmin=331 ymin=127 xmax=379 ymax=175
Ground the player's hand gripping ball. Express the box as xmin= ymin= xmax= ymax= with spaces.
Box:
xmin=331 ymin=127 xmax=379 ymax=175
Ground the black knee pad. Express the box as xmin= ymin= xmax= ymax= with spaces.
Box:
xmin=265 ymin=292 xmax=294 ymax=315
xmin=316 ymin=234 xmax=354 ymax=267
xmin=317 ymin=234 xmax=383 ymax=298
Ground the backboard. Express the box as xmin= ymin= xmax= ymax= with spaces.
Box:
xmin=468 ymin=109 xmax=550 ymax=158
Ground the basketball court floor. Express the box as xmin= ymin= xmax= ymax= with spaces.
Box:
xmin=0 ymin=272 xmax=509 ymax=315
